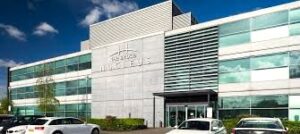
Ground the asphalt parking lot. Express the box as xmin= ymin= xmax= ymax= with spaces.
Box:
xmin=102 ymin=128 xmax=172 ymax=134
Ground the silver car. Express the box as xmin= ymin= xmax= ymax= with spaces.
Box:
xmin=232 ymin=118 xmax=288 ymax=134
xmin=167 ymin=118 xmax=226 ymax=134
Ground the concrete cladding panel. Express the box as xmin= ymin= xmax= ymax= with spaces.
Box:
xmin=89 ymin=1 xmax=173 ymax=48
xmin=91 ymin=33 xmax=165 ymax=127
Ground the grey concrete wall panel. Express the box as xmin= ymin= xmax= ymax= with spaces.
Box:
xmin=91 ymin=33 xmax=165 ymax=127
xmin=89 ymin=1 xmax=173 ymax=48
xmin=173 ymin=12 xmax=192 ymax=30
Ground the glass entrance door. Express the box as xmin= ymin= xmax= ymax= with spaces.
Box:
xmin=166 ymin=104 xmax=207 ymax=127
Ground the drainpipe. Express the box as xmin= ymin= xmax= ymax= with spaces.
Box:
xmin=153 ymin=96 xmax=155 ymax=128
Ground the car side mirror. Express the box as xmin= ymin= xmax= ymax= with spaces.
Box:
xmin=174 ymin=125 xmax=178 ymax=129
xmin=286 ymin=127 xmax=289 ymax=131
xmin=212 ymin=127 xmax=219 ymax=131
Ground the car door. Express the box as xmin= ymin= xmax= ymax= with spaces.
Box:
xmin=48 ymin=119 xmax=70 ymax=134
xmin=68 ymin=118 xmax=88 ymax=134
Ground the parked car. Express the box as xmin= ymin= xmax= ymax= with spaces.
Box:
xmin=6 ymin=115 xmax=44 ymax=134
xmin=25 ymin=117 xmax=100 ymax=134
xmin=166 ymin=118 xmax=227 ymax=134
xmin=232 ymin=117 xmax=288 ymax=134
xmin=0 ymin=115 xmax=15 ymax=134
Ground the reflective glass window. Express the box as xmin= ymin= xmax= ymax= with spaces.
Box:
xmin=219 ymin=32 xmax=250 ymax=48
xmin=219 ymin=96 xmax=251 ymax=108
xmin=219 ymin=58 xmax=250 ymax=73
xmin=219 ymin=109 xmax=250 ymax=119
xmin=290 ymin=8 xmax=300 ymax=23
xmin=251 ymin=53 xmax=289 ymax=70
xmin=251 ymin=95 xmax=288 ymax=108
xmin=219 ymin=71 xmax=250 ymax=84
xmin=219 ymin=19 xmax=250 ymax=36
xmin=289 ymin=23 xmax=300 ymax=36
xmin=252 ymin=109 xmax=288 ymax=118
xmin=252 ymin=11 xmax=288 ymax=30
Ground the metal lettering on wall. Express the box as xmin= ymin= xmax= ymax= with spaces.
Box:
xmin=100 ymin=45 xmax=151 ymax=72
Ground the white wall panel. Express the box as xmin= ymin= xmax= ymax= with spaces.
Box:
xmin=251 ymin=67 xmax=289 ymax=82
xmin=251 ymin=26 xmax=289 ymax=42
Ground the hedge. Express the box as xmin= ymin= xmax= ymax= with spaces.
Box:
xmin=223 ymin=115 xmax=300 ymax=134
xmin=88 ymin=116 xmax=147 ymax=131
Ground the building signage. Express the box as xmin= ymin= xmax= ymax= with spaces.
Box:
xmin=100 ymin=44 xmax=151 ymax=72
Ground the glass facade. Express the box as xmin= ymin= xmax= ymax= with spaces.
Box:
xmin=219 ymin=95 xmax=288 ymax=119
xmin=219 ymin=52 xmax=293 ymax=84
xmin=10 ymin=78 xmax=91 ymax=100
xmin=12 ymin=103 xmax=91 ymax=118
xmin=11 ymin=54 xmax=91 ymax=82
xmin=252 ymin=11 xmax=288 ymax=30
xmin=219 ymin=9 xmax=300 ymax=48
xmin=251 ymin=53 xmax=289 ymax=70
xmin=219 ymin=19 xmax=251 ymax=48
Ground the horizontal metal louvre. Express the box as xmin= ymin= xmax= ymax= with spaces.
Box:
xmin=164 ymin=26 xmax=219 ymax=91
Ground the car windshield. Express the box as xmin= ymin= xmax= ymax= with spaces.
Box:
xmin=178 ymin=121 xmax=210 ymax=130
xmin=236 ymin=120 xmax=283 ymax=129
xmin=31 ymin=119 xmax=48 ymax=125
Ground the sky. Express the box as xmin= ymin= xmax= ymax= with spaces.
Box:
xmin=0 ymin=0 xmax=295 ymax=98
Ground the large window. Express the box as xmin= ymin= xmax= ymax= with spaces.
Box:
xmin=290 ymin=8 xmax=300 ymax=23
xmin=290 ymin=51 xmax=300 ymax=78
xmin=219 ymin=58 xmax=250 ymax=84
xmin=219 ymin=19 xmax=251 ymax=48
xmin=12 ymin=103 xmax=91 ymax=118
xmin=289 ymin=23 xmax=300 ymax=36
xmin=252 ymin=11 xmax=288 ymax=30
xmin=251 ymin=53 xmax=289 ymax=70
xmin=219 ymin=95 xmax=288 ymax=119
xmin=11 ymin=54 xmax=91 ymax=82
xmin=10 ymin=78 xmax=91 ymax=100
xmin=219 ymin=19 xmax=250 ymax=36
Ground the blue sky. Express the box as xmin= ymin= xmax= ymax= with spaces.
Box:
xmin=0 ymin=0 xmax=294 ymax=98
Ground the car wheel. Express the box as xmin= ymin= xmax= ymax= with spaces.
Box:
xmin=91 ymin=128 xmax=99 ymax=134
xmin=52 ymin=131 xmax=63 ymax=134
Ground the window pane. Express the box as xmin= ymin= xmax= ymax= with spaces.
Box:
xmin=252 ymin=109 xmax=288 ymax=118
xmin=79 ymin=54 xmax=91 ymax=63
xmin=67 ymin=57 xmax=79 ymax=65
xmin=219 ymin=71 xmax=250 ymax=84
xmin=219 ymin=58 xmax=250 ymax=73
xmin=65 ymin=104 xmax=78 ymax=112
xmin=289 ymin=109 xmax=300 ymax=121
xmin=219 ymin=19 xmax=250 ymax=36
xmin=290 ymin=8 xmax=300 ymax=23
xmin=290 ymin=51 xmax=300 ymax=65
xmin=55 ymin=60 xmax=65 ymax=68
xmin=290 ymin=65 xmax=300 ymax=78
xmin=219 ymin=96 xmax=251 ymax=108
xmin=219 ymin=32 xmax=250 ymax=48
xmin=251 ymin=53 xmax=289 ymax=70
xmin=251 ymin=95 xmax=288 ymax=108
xmin=289 ymin=23 xmax=300 ymax=36
xmin=252 ymin=11 xmax=288 ymax=30
xmin=219 ymin=109 xmax=250 ymax=119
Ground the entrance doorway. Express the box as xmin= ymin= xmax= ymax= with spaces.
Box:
xmin=166 ymin=104 xmax=207 ymax=127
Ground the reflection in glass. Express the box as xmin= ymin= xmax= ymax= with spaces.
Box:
xmin=219 ymin=58 xmax=250 ymax=73
xmin=219 ymin=32 xmax=250 ymax=48
xmin=219 ymin=71 xmax=250 ymax=84
xmin=251 ymin=53 xmax=289 ymax=70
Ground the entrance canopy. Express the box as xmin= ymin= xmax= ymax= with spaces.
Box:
xmin=153 ymin=89 xmax=217 ymax=97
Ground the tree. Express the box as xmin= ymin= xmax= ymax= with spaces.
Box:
xmin=0 ymin=97 xmax=13 ymax=114
xmin=35 ymin=64 xmax=59 ymax=116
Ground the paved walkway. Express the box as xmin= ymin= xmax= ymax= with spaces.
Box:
xmin=101 ymin=128 xmax=172 ymax=134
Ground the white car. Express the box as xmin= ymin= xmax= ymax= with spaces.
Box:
xmin=166 ymin=118 xmax=227 ymax=134
xmin=24 ymin=117 xmax=100 ymax=134
xmin=6 ymin=125 xmax=27 ymax=134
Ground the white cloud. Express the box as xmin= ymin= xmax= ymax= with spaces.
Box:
xmin=0 ymin=59 xmax=23 ymax=68
xmin=0 ymin=23 xmax=26 ymax=41
xmin=33 ymin=22 xmax=59 ymax=36
xmin=80 ymin=7 xmax=102 ymax=26
xmin=80 ymin=0 xmax=139 ymax=26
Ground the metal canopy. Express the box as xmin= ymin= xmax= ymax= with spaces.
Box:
xmin=153 ymin=89 xmax=217 ymax=97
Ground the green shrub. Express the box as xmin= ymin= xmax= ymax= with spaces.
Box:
xmin=88 ymin=116 xmax=146 ymax=131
